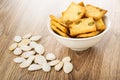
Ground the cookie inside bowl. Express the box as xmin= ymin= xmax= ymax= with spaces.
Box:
xmin=48 ymin=15 xmax=110 ymax=40
xmin=49 ymin=2 xmax=108 ymax=39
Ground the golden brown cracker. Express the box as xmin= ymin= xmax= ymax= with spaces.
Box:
xmin=49 ymin=15 xmax=67 ymax=27
xmin=69 ymin=17 xmax=97 ymax=36
xmin=51 ymin=25 xmax=69 ymax=37
xmin=78 ymin=2 xmax=85 ymax=7
xmin=62 ymin=12 xmax=65 ymax=16
xmin=51 ymin=20 xmax=68 ymax=33
xmin=95 ymin=18 xmax=106 ymax=31
xmin=76 ymin=31 xmax=100 ymax=38
xmin=61 ymin=2 xmax=86 ymax=22
xmin=85 ymin=4 xmax=107 ymax=20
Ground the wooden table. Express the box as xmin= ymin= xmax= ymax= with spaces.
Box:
xmin=0 ymin=0 xmax=120 ymax=80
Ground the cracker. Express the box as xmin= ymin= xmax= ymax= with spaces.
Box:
xmin=76 ymin=31 xmax=100 ymax=38
xmin=51 ymin=20 xmax=68 ymax=33
xmin=51 ymin=25 xmax=69 ymax=37
xmin=50 ymin=15 xmax=67 ymax=27
xmin=62 ymin=12 xmax=65 ymax=16
xmin=95 ymin=18 xmax=106 ymax=31
xmin=78 ymin=2 xmax=85 ymax=7
xmin=85 ymin=4 xmax=107 ymax=20
xmin=61 ymin=2 xmax=86 ymax=22
xmin=69 ymin=17 xmax=97 ymax=36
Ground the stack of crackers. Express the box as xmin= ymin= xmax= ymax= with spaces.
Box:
xmin=50 ymin=2 xmax=107 ymax=38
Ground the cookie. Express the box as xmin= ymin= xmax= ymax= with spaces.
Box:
xmin=95 ymin=18 xmax=106 ymax=31
xmin=78 ymin=2 xmax=85 ymax=7
xmin=61 ymin=2 xmax=86 ymax=22
xmin=50 ymin=25 xmax=69 ymax=37
xmin=69 ymin=17 xmax=97 ymax=36
xmin=76 ymin=31 xmax=100 ymax=38
xmin=50 ymin=15 xmax=67 ymax=27
xmin=50 ymin=20 xmax=68 ymax=33
xmin=85 ymin=4 xmax=107 ymax=20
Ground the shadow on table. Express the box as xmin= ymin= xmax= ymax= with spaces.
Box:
xmin=68 ymin=47 xmax=104 ymax=80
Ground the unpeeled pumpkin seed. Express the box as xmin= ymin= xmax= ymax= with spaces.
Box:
xmin=46 ymin=53 xmax=56 ymax=60
xmin=20 ymin=56 xmax=35 ymax=68
xmin=21 ymin=51 xmax=35 ymax=58
xmin=28 ymin=64 xmax=42 ymax=71
xmin=63 ymin=62 xmax=73 ymax=73
xmin=62 ymin=56 xmax=71 ymax=63
xmin=18 ymin=39 xmax=31 ymax=47
xmin=13 ymin=36 xmax=22 ymax=42
xmin=42 ymin=63 xmax=51 ymax=72
xmin=8 ymin=43 xmax=18 ymax=51
xmin=34 ymin=55 xmax=47 ymax=65
xmin=23 ymin=33 xmax=32 ymax=39
xmin=13 ymin=48 xmax=22 ymax=55
xmin=48 ymin=60 xmax=60 ymax=66
xmin=34 ymin=44 xmax=44 ymax=54
xmin=20 ymin=45 xmax=32 ymax=51
xmin=13 ymin=57 xmax=26 ymax=63
xmin=54 ymin=61 xmax=63 ymax=71
xmin=30 ymin=35 xmax=42 ymax=41
xmin=29 ymin=41 xmax=37 ymax=48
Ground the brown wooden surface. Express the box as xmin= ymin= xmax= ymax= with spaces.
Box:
xmin=0 ymin=0 xmax=120 ymax=80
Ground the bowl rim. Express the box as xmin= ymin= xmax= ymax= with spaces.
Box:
xmin=48 ymin=16 xmax=111 ymax=41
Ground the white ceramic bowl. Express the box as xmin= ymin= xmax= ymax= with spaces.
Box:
xmin=48 ymin=16 xmax=111 ymax=51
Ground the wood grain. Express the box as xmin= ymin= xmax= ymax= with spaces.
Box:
xmin=0 ymin=0 xmax=120 ymax=80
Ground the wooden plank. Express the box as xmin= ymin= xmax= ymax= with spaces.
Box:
xmin=0 ymin=0 xmax=120 ymax=80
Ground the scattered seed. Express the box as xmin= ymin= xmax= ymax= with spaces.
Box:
xmin=42 ymin=63 xmax=51 ymax=72
xmin=48 ymin=60 xmax=60 ymax=66
xmin=34 ymin=55 xmax=47 ymax=65
xmin=30 ymin=35 xmax=42 ymax=41
xmin=34 ymin=44 xmax=44 ymax=54
xmin=20 ymin=45 xmax=32 ymax=51
xmin=62 ymin=56 xmax=71 ymax=63
xmin=21 ymin=51 xmax=35 ymax=58
xmin=13 ymin=48 xmax=22 ymax=55
xmin=23 ymin=33 xmax=32 ymax=39
xmin=63 ymin=62 xmax=73 ymax=73
xmin=28 ymin=64 xmax=42 ymax=71
xmin=14 ymin=36 xmax=22 ymax=42
xmin=8 ymin=43 xmax=18 ymax=51
xmin=46 ymin=53 xmax=56 ymax=60
xmin=18 ymin=39 xmax=31 ymax=47
xmin=20 ymin=56 xmax=35 ymax=68
xmin=13 ymin=57 xmax=26 ymax=63
xmin=29 ymin=41 xmax=37 ymax=48
xmin=54 ymin=61 xmax=63 ymax=71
